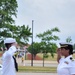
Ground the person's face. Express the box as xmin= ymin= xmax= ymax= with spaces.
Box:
xmin=60 ymin=48 xmax=69 ymax=56
xmin=12 ymin=42 xmax=17 ymax=47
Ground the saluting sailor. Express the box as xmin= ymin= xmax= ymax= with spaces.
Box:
xmin=57 ymin=42 xmax=75 ymax=75
xmin=2 ymin=38 xmax=17 ymax=75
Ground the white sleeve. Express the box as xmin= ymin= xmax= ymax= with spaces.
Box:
xmin=6 ymin=46 xmax=17 ymax=58
xmin=69 ymin=61 xmax=75 ymax=75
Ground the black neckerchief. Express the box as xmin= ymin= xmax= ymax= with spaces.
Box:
xmin=12 ymin=56 xmax=18 ymax=72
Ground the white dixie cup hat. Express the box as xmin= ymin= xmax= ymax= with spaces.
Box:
xmin=4 ymin=38 xmax=16 ymax=44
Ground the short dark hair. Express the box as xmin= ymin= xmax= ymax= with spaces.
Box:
xmin=5 ymin=43 xmax=12 ymax=49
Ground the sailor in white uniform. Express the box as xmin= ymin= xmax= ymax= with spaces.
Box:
xmin=57 ymin=43 xmax=75 ymax=75
xmin=2 ymin=38 xmax=17 ymax=75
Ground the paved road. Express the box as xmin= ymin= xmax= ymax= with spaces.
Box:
xmin=17 ymin=72 xmax=57 ymax=75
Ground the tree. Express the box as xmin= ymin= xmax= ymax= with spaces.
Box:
xmin=37 ymin=27 xmax=60 ymax=57
xmin=28 ymin=42 xmax=41 ymax=59
xmin=19 ymin=25 xmax=32 ymax=44
xmin=66 ymin=36 xmax=72 ymax=43
xmin=7 ymin=25 xmax=32 ymax=45
xmin=0 ymin=0 xmax=18 ymax=25
xmin=0 ymin=0 xmax=32 ymax=48
xmin=0 ymin=0 xmax=18 ymax=43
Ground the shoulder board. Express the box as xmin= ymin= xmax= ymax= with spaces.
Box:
xmin=70 ymin=57 xmax=74 ymax=61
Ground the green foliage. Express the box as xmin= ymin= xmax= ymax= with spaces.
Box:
xmin=0 ymin=0 xmax=18 ymax=46
xmin=44 ymin=53 xmax=49 ymax=58
xmin=37 ymin=27 xmax=60 ymax=41
xmin=0 ymin=0 xmax=32 ymax=47
xmin=28 ymin=42 xmax=41 ymax=58
xmin=66 ymin=36 xmax=72 ymax=43
xmin=19 ymin=25 xmax=32 ymax=44
xmin=0 ymin=0 xmax=18 ymax=25
xmin=37 ymin=27 xmax=60 ymax=57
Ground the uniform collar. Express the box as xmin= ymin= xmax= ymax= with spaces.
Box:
xmin=65 ymin=55 xmax=72 ymax=60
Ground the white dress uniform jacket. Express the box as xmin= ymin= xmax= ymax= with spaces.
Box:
xmin=57 ymin=55 xmax=75 ymax=75
xmin=2 ymin=46 xmax=17 ymax=75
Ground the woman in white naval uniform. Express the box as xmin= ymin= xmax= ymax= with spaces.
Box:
xmin=2 ymin=38 xmax=17 ymax=75
xmin=57 ymin=43 xmax=75 ymax=75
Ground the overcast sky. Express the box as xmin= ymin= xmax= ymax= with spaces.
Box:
xmin=14 ymin=0 xmax=75 ymax=46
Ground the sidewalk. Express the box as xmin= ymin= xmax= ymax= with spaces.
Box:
xmin=17 ymin=58 xmax=58 ymax=67
xmin=17 ymin=72 xmax=57 ymax=75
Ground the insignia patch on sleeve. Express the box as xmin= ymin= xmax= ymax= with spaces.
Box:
xmin=64 ymin=61 xmax=69 ymax=64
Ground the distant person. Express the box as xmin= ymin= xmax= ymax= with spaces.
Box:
xmin=57 ymin=42 xmax=75 ymax=75
xmin=2 ymin=38 xmax=18 ymax=75
xmin=21 ymin=57 xmax=24 ymax=63
xmin=21 ymin=56 xmax=24 ymax=65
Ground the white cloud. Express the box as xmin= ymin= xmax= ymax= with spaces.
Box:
xmin=15 ymin=0 xmax=75 ymax=44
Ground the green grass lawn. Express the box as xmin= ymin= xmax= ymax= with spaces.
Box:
xmin=18 ymin=66 xmax=57 ymax=73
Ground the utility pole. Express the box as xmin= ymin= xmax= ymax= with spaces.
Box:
xmin=31 ymin=20 xmax=34 ymax=66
